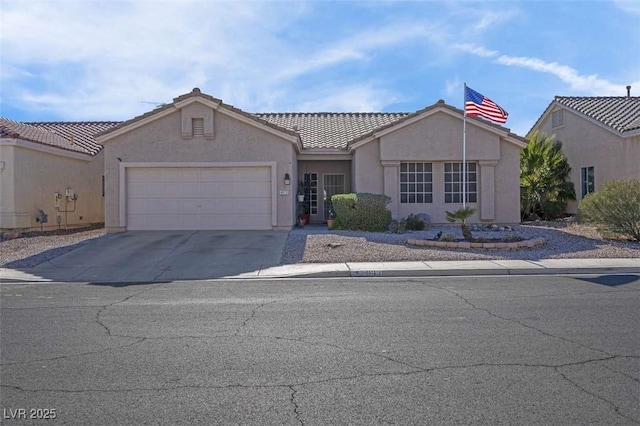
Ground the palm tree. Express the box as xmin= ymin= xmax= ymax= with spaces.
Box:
xmin=520 ymin=131 xmax=576 ymax=220
xmin=445 ymin=207 xmax=477 ymax=241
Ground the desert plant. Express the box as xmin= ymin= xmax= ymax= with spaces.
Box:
xmin=439 ymin=233 xmax=458 ymax=242
xmin=388 ymin=219 xmax=407 ymax=233
xmin=520 ymin=131 xmax=576 ymax=220
xmin=445 ymin=207 xmax=477 ymax=241
xmin=331 ymin=193 xmax=392 ymax=231
xmin=405 ymin=213 xmax=426 ymax=231
xmin=578 ymin=178 xmax=640 ymax=241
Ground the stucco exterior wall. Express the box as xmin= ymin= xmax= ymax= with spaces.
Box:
xmin=353 ymin=139 xmax=383 ymax=193
xmin=0 ymin=144 xmax=19 ymax=228
xmin=493 ymin=139 xmax=522 ymax=223
xmin=536 ymin=108 xmax=640 ymax=213
xmin=102 ymin=106 xmax=297 ymax=231
xmin=352 ymin=111 xmax=521 ymax=224
xmin=0 ymin=143 xmax=104 ymax=230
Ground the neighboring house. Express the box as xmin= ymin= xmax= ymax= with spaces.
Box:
xmin=529 ymin=94 xmax=640 ymax=214
xmin=96 ymin=88 xmax=527 ymax=232
xmin=0 ymin=119 xmax=118 ymax=230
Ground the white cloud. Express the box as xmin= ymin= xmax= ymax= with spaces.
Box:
xmin=275 ymin=23 xmax=432 ymax=80
xmin=452 ymin=43 xmax=498 ymax=58
xmin=495 ymin=55 xmax=635 ymax=95
xmin=614 ymin=0 xmax=640 ymax=14
xmin=0 ymin=1 xmax=294 ymax=119
xmin=444 ymin=77 xmax=462 ymax=97
xmin=450 ymin=39 xmax=637 ymax=97
xmin=293 ymin=85 xmax=401 ymax=112
xmin=1 ymin=0 xmax=636 ymax=121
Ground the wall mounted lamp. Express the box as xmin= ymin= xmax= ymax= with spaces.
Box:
xmin=284 ymin=173 xmax=291 ymax=185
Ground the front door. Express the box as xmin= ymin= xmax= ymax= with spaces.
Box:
xmin=323 ymin=174 xmax=345 ymax=221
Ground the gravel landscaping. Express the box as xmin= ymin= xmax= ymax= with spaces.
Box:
xmin=1 ymin=221 xmax=638 ymax=268
xmin=1 ymin=227 xmax=106 ymax=268
xmin=280 ymin=221 xmax=639 ymax=264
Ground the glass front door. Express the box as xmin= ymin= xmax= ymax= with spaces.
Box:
xmin=323 ymin=174 xmax=345 ymax=221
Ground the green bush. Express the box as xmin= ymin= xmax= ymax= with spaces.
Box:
xmin=405 ymin=213 xmax=426 ymax=231
xmin=388 ymin=219 xmax=407 ymax=233
xmin=331 ymin=193 xmax=392 ymax=232
xmin=578 ymin=178 xmax=640 ymax=241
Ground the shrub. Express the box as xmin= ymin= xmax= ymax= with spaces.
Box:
xmin=331 ymin=193 xmax=392 ymax=232
xmin=405 ymin=213 xmax=426 ymax=231
xmin=439 ymin=233 xmax=458 ymax=242
xmin=388 ymin=219 xmax=407 ymax=233
xmin=578 ymin=178 xmax=640 ymax=241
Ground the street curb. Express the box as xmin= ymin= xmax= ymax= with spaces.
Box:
xmin=1 ymin=264 xmax=638 ymax=283
xmin=305 ymin=266 xmax=640 ymax=279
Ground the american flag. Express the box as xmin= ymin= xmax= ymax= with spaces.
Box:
xmin=465 ymin=86 xmax=508 ymax=124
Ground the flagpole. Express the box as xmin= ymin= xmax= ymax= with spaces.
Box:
xmin=462 ymin=83 xmax=467 ymax=210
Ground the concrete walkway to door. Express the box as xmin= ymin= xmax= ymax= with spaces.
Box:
xmin=3 ymin=231 xmax=289 ymax=283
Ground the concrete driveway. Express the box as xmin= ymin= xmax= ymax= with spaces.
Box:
xmin=25 ymin=231 xmax=289 ymax=282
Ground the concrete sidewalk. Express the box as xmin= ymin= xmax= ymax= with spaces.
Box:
xmin=1 ymin=258 xmax=638 ymax=283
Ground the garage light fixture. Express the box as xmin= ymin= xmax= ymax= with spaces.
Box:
xmin=284 ymin=173 xmax=291 ymax=185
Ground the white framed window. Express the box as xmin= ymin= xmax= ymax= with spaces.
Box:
xmin=304 ymin=172 xmax=318 ymax=215
xmin=400 ymin=162 xmax=433 ymax=203
xmin=444 ymin=162 xmax=477 ymax=203
xmin=552 ymin=109 xmax=565 ymax=128
xmin=581 ymin=166 xmax=595 ymax=198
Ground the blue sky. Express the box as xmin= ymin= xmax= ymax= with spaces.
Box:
xmin=1 ymin=0 xmax=639 ymax=136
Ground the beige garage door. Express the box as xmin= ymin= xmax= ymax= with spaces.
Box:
xmin=126 ymin=167 xmax=272 ymax=230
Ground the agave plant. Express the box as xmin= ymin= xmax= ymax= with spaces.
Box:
xmin=445 ymin=207 xmax=477 ymax=241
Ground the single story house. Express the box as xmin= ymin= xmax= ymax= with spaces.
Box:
xmin=0 ymin=88 xmax=527 ymax=232
xmin=528 ymin=92 xmax=640 ymax=214
xmin=1 ymin=87 xmax=528 ymax=232
xmin=0 ymin=119 xmax=118 ymax=230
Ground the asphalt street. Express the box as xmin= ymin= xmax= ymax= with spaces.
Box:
xmin=1 ymin=275 xmax=639 ymax=425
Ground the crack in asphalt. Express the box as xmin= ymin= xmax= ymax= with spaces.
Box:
xmin=289 ymin=385 xmax=304 ymax=425
xmin=95 ymin=286 xmax=159 ymax=336
xmin=272 ymin=335 xmax=424 ymax=372
xmin=151 ymin=231 xmax=199 ymax=280
xmin=3 ymin=356 xmax=637 ymax=393
xmin=233 ymin=300 xmax=278 ymax=337
xmin=2 ymin=287 xmax=160 ymax=367
xmin=3 ymin=352 xmax=638 ymax=423
xmin=600 ymin=361 xmax=640 ymax=384
xmin=555 ymin=366 xmax=640 ymax=424
xmin=431 ymin=284 xmax=614 ymax=357
xmin=4 ymin=282 xmax=638 ymax=423
xmin=424 ymin=283 xmax=638 ymax=424
xmin=0 ymin=338 xmax=146 ymax=366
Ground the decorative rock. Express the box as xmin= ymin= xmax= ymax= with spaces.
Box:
xmin=416 ymin=213 xmax=431 ymax=226
xmin=406 ymin=237 xmax=545 ymax=250
xmin=2 ymin=232 xmax=19 ymax=240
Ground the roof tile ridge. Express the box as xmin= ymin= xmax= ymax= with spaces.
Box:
xmin=26 ymin=120 xmax=121 ymax=124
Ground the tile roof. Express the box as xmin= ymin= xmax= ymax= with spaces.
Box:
xmin=99 ymin=88 xmax=300 ymax=142
xmin=0 ymin=118 xmax=120 ymax=156
xmin=2 ymin=90 xmax=523 ymax=155
xmin=255 ymin=112 xmax=411 ymax=149
xmin=554 ymin=96 xmax=640 ymax=134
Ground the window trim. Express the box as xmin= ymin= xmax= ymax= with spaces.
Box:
xmin=444 ymin=162 xmax=477 ymax=204
xmin=581 ymin=166 xmax=595 ymax=198
xmin=399 ymin=162 xmax=433 ymax=204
